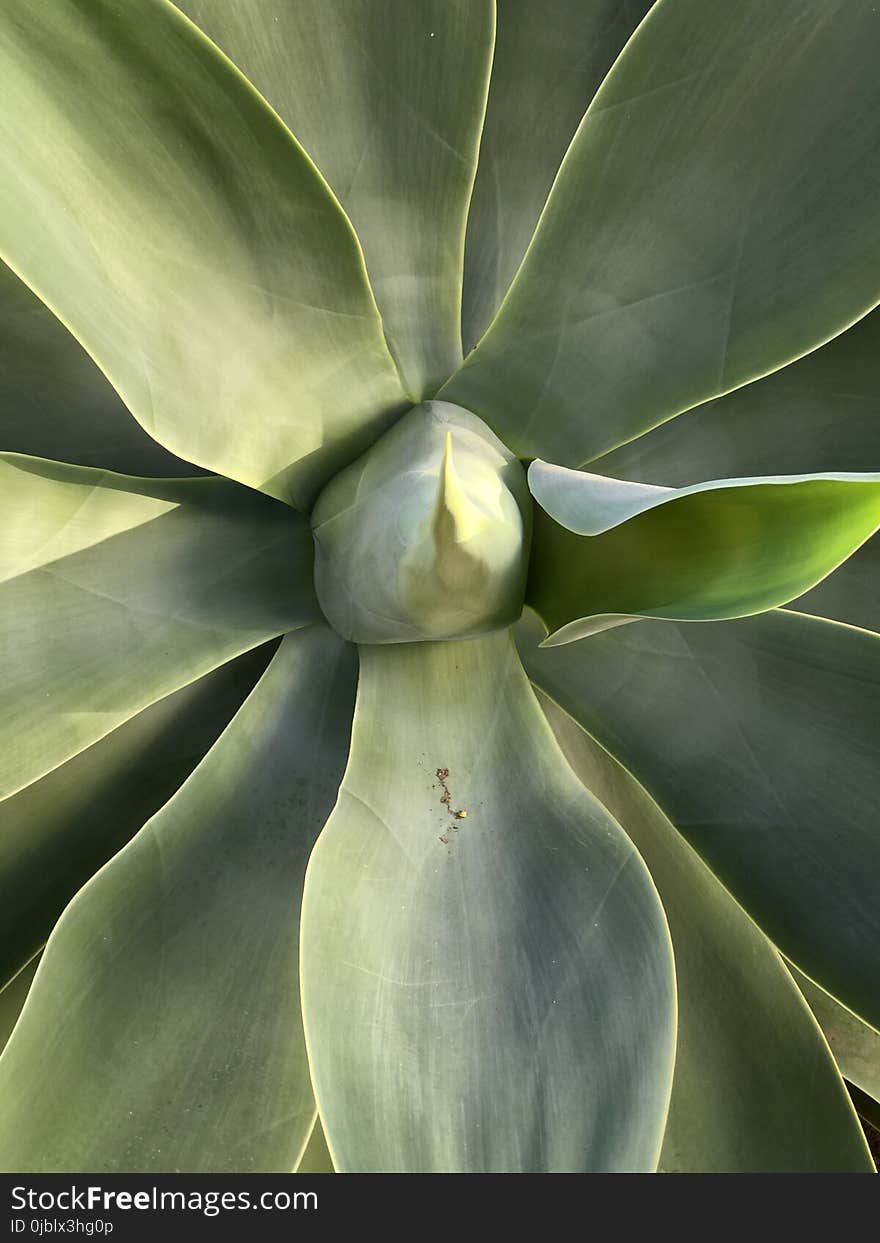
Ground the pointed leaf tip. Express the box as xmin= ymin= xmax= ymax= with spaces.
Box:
xmin=527 ymin=466 xmax=880 ymax=644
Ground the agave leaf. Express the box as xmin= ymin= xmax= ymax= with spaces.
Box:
xmin=0 ymin=456 xmax=317 ymax=800
xmin=443 ymin=0 xmax=880 ymax=466
xmin=300 ymin=632 xmax=676 ymax=1173
xmin=517 ymin=609 xmax=880 ymax=1033
xmin=461 ymin=0 xmax=655 ymax=350
xmin=791 ymin=966 xmax=880 ymax=1113
xmin=791 ymin=538 xmax=879 ymax=634
xmin=0 ymin=0 xmax=406 ymax=509
xmin=527 ymin=463 xmax=880 ymax=644
xmin=581 ymin=308 xmax=879 ymax=641
xmin=583 ymin=309 xmax=880 ymax=634
xmin=0 ymin=647 xmax=273 ymax=987
xmin=295 ymin=1118 xmax=335 ymax=1175
xmin=0 ymin=958 xmax=38 ymax=1057
xmin=0 ymin=260 xmax=197 ymax=476
xmin=179 ymin=0 xmax=494 ymax=401
xmin=849 ymin=1085 xmax=880 ymax=1134
xmin=539 ymin=693 xmax=873 ymax=1172
xmin=590 ymin=309 xmax=880 ymax=484
xmin=0 ymin=627 xmax=356 ymax=1174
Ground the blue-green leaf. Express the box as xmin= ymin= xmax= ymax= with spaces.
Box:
xmin=0 ymin=647 xmax=272 ymax=986
xmin=180 ymin=0 xmax=494 ymax=401
xmin=590 ymin=309 xmax=880 ymax=485
xmin=444 ymin=0 xmax=880 ymax=467
xmin=517 ymin=609 xmax=880 ymax=1033
xmin=0 ymin=456 xmax=316 ymax=800
xmin=0 ymin=260 xmax=196 ymax=476
xmin=301 ymin=631 xmax=676 ymax=1172
xmin=0 ymin=627 xmax=356 ymax=1173
xmin=539 ymin=694 xmax=873 ymax=1172
xmin=461 ymin=0 xmax=655 ymax=350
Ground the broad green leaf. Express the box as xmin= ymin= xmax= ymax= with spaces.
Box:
xmin=0 ymin=646 xmax=272 ymax=986
xmin=791 ymin=538 xmax=879 ymax=634
xmin=0 ymin=958 xmax=38 ymax=1057
xmin=517 ymin=609 xmax=880 ymax=1033
xmin=585 ymin=308 xmax=880 ymax=635
xmin=301 ymin=632 xmax=676 ymax=1173
xmin=0 ymin=259 xmax=196 ymax=476
xmin=591 ymin=309 xmax=880 ymax=485
xmin=791 ymin=966 xmax=880 ymax=1113
xmin=539 ymin=693 xmax=873 ymax=1172
xmin=0 ymin=456 xmax=317 ymax=799
xmin=527 ymin=463 xmax=880 ymax=644
xmin=296 ymin=1118 xmax=335 ymax=1175
xmin=443 ymin=0 xmax=880 ymax=466
xmin=180 ymin=0 xmax=494 ymax=401
xmin=461 ymin=0 xmax=655 ymax=350
xmin=0 ymin=0 xmax=406 ymax=509
xmin=0 ymin=627 xmax=357 ymax=1174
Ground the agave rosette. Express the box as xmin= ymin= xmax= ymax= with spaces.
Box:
xmin=0 ymin=0 xmax=878 ymax=1173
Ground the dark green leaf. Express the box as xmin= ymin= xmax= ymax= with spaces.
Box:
xmin=0 ymin=958 xmax=38 ymax=1057
xmin=0 ymin=259 xmax=197 ymax=475
xmin=539 ymin=694 xmax=872 ymax=1172
xmin=591 ymin=309 xmax=880 ymax=484
xmin=517 ymin=608 xmax=880 ymax=1032
xmin=791 ymin=965 xmax=880 ymax=1112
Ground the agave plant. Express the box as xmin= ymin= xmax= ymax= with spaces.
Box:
xmin=0 ymin=0 xmax=878 ymax=1175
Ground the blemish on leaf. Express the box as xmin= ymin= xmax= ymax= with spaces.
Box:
xmin=435 ymin=766 xmax=470 ymax=842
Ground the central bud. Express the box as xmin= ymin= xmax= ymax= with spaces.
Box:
xmin=311 ymin=401 xmax=531 ymax=644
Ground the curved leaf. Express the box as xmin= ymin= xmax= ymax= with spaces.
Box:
xmin=792 ymin=537 xmax=879 ymax=633
xmin=0 ymin=626 xmax=357 ymax=1174
xmin=791 ymin=966 xmax=880 ymax=1112
xmin=0 ymin=260 xmax=196 ymax=476
xmin=591 ymin=308 xmax=880 ymax=485
xmin=461 ymin=0 xmax=654 ymax=350
xmin=527 ymin=463 xmax=880 ymax=644
xmin=443 ymin=0 xmax=880 ymax=466
xmin=0 ymin=0 xmax=406 ymax=508
xmin=584 ymin=309 xmax=880 ymax=635
xmin=301 ymin=631 xmax=676 ymax=1173
xmin=295 ymin=1118 xmax=335 ymax=1175
xmin=0 ymin=456 xmax=316 ymax=799
xmin=180 ymin=0 xmax=494 ymax=401
xmin=539 ymin=693 xmax=873 ymax=1172
xmin=517 ymin=609 xmax=880 ymax=1033
xmin=0 ymin=646 xmax=273 ymax=986
xmin=0 ymin=958 xmax=38 ymax=1057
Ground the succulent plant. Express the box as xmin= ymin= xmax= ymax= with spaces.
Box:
xmin=0 ymin=0 xmax=878 ymax=1174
